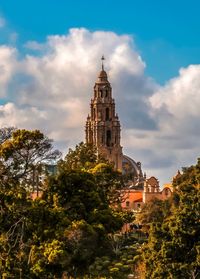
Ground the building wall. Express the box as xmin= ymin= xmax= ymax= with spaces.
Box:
xmin=121 ymin=190 xmax=144 ymax=210
xmin=121 ymin=185 xmax=173 ymax=210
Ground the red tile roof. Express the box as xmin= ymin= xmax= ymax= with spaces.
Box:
xmin=121 ymin=190 xmax=143 ymax=208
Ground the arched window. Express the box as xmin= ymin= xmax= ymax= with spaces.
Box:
xmin=105 ymin=90 xmax=108 ymax=97
xmin=106 ymin=130 xmax=111 ymax=147
xmin=106 ymin=108 xmax=109 ymax=121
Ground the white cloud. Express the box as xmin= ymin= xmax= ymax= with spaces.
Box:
xmin=0 ymin=46 xmax=17 ymax=97
xmin=0 ymin=27 xmax=200 ymax=184
xmin=0 ymin=28 xmax=150 ymax=149
xmin=139 ymin=64 xmax=200 ymax=181
xmin=150 ymin=65 xmax=200 ymax=117
xmin=24 ymin=41 xmax=45 ymax=50
xmin=150 ymin=65 xmax=200 ymax=139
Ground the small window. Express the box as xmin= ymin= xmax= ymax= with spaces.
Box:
xmin=126 ymin=201 xmax=130 ymax=207
xmin=106 ymin=130 xmax=111 ymax=147
xmin=106 ymin=108 xmax=109 ymax=121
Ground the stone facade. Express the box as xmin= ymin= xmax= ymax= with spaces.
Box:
xmin=143 ymin=178 xmax=173 ymax=203
xmin=85 ymin=61 xmax=122 ymax=171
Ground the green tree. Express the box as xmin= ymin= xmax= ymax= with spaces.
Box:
xmin=59 ymin=142 xmax=125 ymax=206
xmin=0 ymin=129 xmax=63 ymax=278
xmin=0 ymin=183 xmax=32 ymax=278
xmin=60 ymin=142 xmax=105 ymax=171
xmin=137 ymin=198 xmax=171 ymax=232
xmin=0 ymin=138 xmax=128 ymax=278
xmin=143 ymin=158 xmax=200 ymax=279
xmin=0 ymin=129 xmax=61 ymax=191
xmin=0 ymin=180 xmax=71 ymax=278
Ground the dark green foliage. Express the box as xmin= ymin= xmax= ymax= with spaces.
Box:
xmin=0 ymin=135 xmax=126 ymax=278
xmin=137 ymin=198 xmax=171 ymax=232
xmin=0 ymin=185 xmax=31 ymax=278
xmin=59 ymin=141 xmax=106 ymax=171
xmin=0 ymin=129 xmax=61 ymax=191
xmin=142 ymin=158 xmax=200 ymax=279
xmin=3 ymin=131 xmax=200 ymax=278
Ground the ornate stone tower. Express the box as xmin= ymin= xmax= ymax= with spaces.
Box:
xmin=85 ymin=57 xmax=123 ymax=170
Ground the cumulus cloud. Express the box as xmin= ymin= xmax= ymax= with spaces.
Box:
xmin=24 ymin=41 xmax=45 ymax=51
xmin=150 ymin=65 xmax=200 ymax=145
xmin=150 ymin=65 xmax=200 ymax=119
xmin=143 ymin=64 xmax=200 ymax=180
xmin=0 ymin=27 xmax=200 ymax=184
xmin=0 ymin=28 xmax=155 ymax=144
xmin=0 ymin=46 xmax=17 ymax=97
xmin=123 ymin=63 xmax=200 ymax=181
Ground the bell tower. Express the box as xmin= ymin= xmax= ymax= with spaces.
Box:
xmin=85 ymin=57 xmax=123 ymax=170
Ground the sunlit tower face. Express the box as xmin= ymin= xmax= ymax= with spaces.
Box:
xmin=85 ymin=58 xmax=123 ymax=170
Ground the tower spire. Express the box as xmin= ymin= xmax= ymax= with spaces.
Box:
xmin=101 ymin=55 xmax=105 ymax=70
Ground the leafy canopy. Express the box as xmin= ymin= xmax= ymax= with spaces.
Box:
xmin=0 ymin=129 xmax=61 ymax=190
xmin=142 ymin=158 xmax=200 ymax=279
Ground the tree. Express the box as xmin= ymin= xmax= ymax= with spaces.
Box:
xmin=0 ymin=183 xmax=71 ymax=279
xmin=0 ymin=183 xmax=32 ymax=278
xmin=59 ymin=142 xmax=125 ymax=206
xmin=90 ymin=162 xmax=125 ymax=206
xmin=142 ymin=158 xmax=200 ymax=279
xmin=0 ymin=139 xmax=131 ymax=278
xmin=137 ymin=198 xmax=171 ymax=232
xmin=60 ymin=142 xmax=102 ymax=171
xmin=0 ymin=129 xmax=62 ymax=277
xmin=0 ymin=129 xmax=61 ymax=191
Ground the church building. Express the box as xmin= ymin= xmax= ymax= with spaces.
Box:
xmin=85 ymin=57 xmax=144 ymax=188
xmin=85 ymin=57 xmax=173 ymax=209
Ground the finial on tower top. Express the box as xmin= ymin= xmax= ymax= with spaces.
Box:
xmin=101 ymin=55 xmax=105 ymax=70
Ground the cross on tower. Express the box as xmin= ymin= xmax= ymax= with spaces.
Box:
xmin=101 ymin=55 xmax=105 ymax=70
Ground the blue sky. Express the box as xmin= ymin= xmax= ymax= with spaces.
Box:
xmin=1 ymin=0 xmax=200 ymax=83
xmin=1 ymin=0 xmax=200 ymax=184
